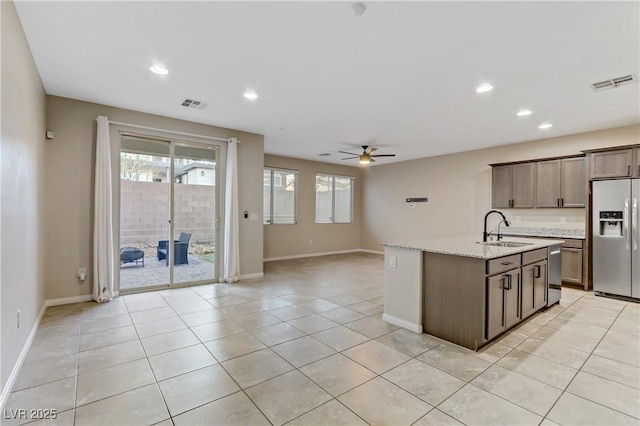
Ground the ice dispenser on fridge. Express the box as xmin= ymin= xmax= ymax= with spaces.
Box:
xmin=598 ymin=211 xmax=623 ymax=237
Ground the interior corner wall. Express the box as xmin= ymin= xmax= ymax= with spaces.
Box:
xmin=0 ymin=0 xmax=47 ymax=393
xmin=263 ymin=154 xmax=363 ymax=259
xmin=44 ymin=95 xmax=264 ymax=300
xmin=361 ymin=124 xmax=640 ymax=251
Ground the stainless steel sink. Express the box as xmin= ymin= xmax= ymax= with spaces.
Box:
xmin=477 ymin=241 xmax=534 ymax=248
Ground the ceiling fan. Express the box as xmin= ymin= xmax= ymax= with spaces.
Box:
xmin=339 ymin=145 xmax=396 ymax=165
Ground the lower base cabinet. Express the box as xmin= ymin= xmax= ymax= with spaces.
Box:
xmin=522 ymin=260 xmax=548 ymax=319
xmin=486 ymin=269 xmax=521 ymax=340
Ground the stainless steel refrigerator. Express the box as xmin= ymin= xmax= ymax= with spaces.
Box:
xmin=592 ymin=179 xmax=640 ymax=299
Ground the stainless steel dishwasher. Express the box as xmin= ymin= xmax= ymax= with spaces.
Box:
xmin=547 ymin=244 xmax=562 ymax=306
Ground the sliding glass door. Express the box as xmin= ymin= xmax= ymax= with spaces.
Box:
xmin=118 ymin=134 xmax=219 ymax=292
xmin=172 ymin=143 xmax=217 ymax=285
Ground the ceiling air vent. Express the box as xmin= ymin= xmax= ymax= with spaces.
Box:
xmin=591 ymin=74 xmax=637 ymax=92
xmin=181 ymin=98 xmax=208 ymax=110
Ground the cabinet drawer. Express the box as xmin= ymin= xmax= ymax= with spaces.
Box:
xmin=522 ymin=248 xmax=547 ymax=265
xmin=561 ymin=239 xmax=583 ymax=249
xmin=487 ymin=254 xmax=521 ymax=276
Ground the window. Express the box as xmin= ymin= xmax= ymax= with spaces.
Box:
xmin=315 ymin=174 xmax=354 ymax=223
xmin=263 ymin=168 xmax=297 ymax=224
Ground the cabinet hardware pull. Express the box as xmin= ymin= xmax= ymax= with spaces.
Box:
xmin=503 ymin=276 xmax=509 ymax=290
xmin=501 ymin=262 xmax=513 ymax=266
xmin=557 ymin=198 xmax=560 ymax=207
xmin=508 ymin=275 xmax=513 ymax=290
xmin=535 ymin=265 xmax=541 ymax=279
xmin=561 ymin=198 xmax=564 ymax=207
xmin=628 ymin=165 xmax=632 ymax=176
xmin=638 ymin=165 xmax=639 ymax=176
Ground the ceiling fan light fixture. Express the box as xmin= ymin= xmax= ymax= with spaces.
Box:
xmin=359 ymin=154 xmax=371 ymax=164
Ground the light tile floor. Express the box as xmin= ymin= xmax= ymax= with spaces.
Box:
xmin=4 ymin=253 xmax=640 ymax=425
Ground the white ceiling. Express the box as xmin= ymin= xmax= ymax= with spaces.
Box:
xmin=14 ymin=1 xmax=640 ymax=166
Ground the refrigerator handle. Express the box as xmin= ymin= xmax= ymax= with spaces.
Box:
xmin=624 ymin=198 xmax=630 ymax=250
xmin=633 ymin=198 xmax=638 ymax=251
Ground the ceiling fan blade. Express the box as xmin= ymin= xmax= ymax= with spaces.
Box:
xmin=371 ymin=154 xmax=396 ymax=157
xmin=341 ymin=156 xmax=359 ymax=160
xmin=339 ymin=151 xmax=360 ymax=156
xmin=368 ymin=147 xmax=378 ymax=153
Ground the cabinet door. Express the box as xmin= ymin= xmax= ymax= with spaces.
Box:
xmin=561 ymin=158 xmax=586 ymax=207
xmin=562 ymin=248 xmax=583 ymax=284
xmin=533 ymin=261 xmax=548 ymax=310
xmin=591 ymin=149 xmax=633 ymax=179
xmin=521 ymin=264 xmax=536 ymax=319
xmin=486 ymin=274 xmax=507 ymax=340
xmin=536 ymin=160 xmax=562 ymax=208
xmin=504 ymin=270 xmax=521 ymax=329
xmin=512 ymin=163 xmax=535 ymax=208
xmin=492 ymin=166 xmax=512 ymax=208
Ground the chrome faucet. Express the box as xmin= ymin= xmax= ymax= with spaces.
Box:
xmin=483 ymin=210 xmax=511 ymax=242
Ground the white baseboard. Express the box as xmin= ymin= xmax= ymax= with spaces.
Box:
xmin=0 ymin=302 xmax=47 ymax=411
xmin=264 ymin=249 xmax=367 ymax=262
xmin=360 ymin=249 xmax=384 ymax=255
xmin=239 ymin=272 xmax=264 ymax=280
xmin=44 ymin=294 xmax=94 ymax=307
xmin=382 ymin=313 xmax=423 ymax=334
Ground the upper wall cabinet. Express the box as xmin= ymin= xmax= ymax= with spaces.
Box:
xmin=536 ymin=158 xmax=586 ymax=208
xmin=492 ymin=163 xmax=535 ymax=209
xmin=589 ymin=148 xmax=634 ymax=179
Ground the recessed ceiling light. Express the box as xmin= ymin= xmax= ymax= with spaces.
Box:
xmin=517 ymin=109 xmax=532 ymax=117
xmin=476 ymin=83 xmax=493 ymax=93
xmin=244 ymin=91 xmax=258 ymax=100
xmin=539 ymin=123 xmax=553 ymax=129
xmin=150 ymin=64 xmax=168 ymax=75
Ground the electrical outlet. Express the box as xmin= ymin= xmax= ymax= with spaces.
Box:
xmin=389 ymin=256 xmax=397 ymax=268
xmin=78 ymin=267 xmax=87 ymax=281
xmin=17 ymin=310 xmax=21 ymax=329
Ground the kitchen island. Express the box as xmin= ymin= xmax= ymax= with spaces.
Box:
xmin=382 ymin=237 xmax=562 ymax=350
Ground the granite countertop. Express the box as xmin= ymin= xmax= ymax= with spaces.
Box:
xmin=502 ymin=226 xmax=585 ymax=240
xmin=382 ymin=236 xmax=564 ymax=260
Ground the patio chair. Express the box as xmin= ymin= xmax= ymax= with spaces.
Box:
xmin=157 ymin=232 xmax=191 ymax=266
xmin=120 ymin=247 xmax=145 ymax=267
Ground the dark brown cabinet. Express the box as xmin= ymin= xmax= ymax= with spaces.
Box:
xmin=561 ymin=158 xmax=587 ymax=207
xmin=535 ymin=158 xmax=585 ymax=208
xmin=492 ymin=164 xmax=535 ymax=209
xmin=486 ymin=268 xmax=520 ymax=340
xmin=521 ymin=260 xmax=548 ymax=319
xmin=562 ymin=247 xmax=583 ymax=284
xmin=590 ymin=149 xmax=634 ymax=179
xmin=492 ymin=165 xmax=512 ymax=208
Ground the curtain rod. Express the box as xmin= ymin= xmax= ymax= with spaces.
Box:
xmin=108 ymin=120 xmax=237 ymax=143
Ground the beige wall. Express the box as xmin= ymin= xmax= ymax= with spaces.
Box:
xmin=44 ymin=96 xmax=264 ymax=299
xmin=264 ymin=155 xmax=362 ymax=259
xmin=362 ymin=125 xmax=640 ymax=251
xmin=0 ymin=1 xmax=47 ymax=392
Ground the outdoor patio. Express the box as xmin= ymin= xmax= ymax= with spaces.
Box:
xmin=120 ymin=253 xmax=215 ymax=290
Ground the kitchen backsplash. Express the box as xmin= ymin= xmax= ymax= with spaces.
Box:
xmin=501 ymin=212 xmax=586 ymax=239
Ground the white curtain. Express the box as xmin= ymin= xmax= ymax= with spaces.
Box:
xmin=93 ymin=116 xmax=115 ymax=302
xmin=222 ymin=137 xmax=240 ymax=283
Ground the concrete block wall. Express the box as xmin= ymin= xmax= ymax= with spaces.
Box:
xmin=120 ymin=181 xmax=216 ymax=247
